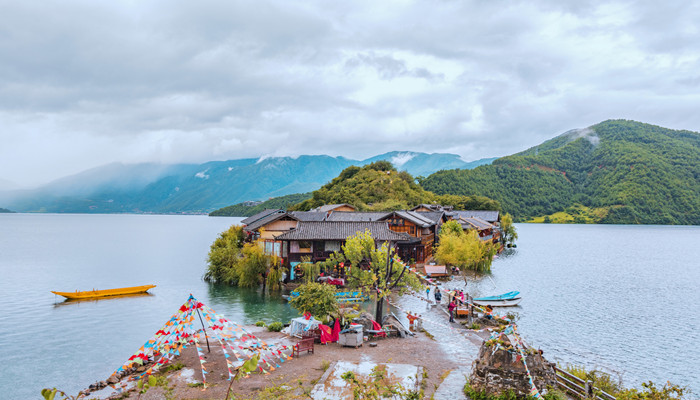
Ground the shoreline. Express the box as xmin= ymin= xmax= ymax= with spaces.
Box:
xmin=87 ymin=320 xmax=482 ymax=400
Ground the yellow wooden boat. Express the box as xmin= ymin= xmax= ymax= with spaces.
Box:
xmin=51 ymin=284 xmax=156 ymax=300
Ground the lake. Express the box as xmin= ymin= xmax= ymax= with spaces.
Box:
xmin=0 ymin=214 xmax=697 ymax=399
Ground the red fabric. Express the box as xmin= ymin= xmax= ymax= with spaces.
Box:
xmin=331 ymin=319 xmax=340 ymax=342
xmin=319 ymin=324 xmax=334 ymax=344
xmin=371 ymin=320 xmax=386 ymax=337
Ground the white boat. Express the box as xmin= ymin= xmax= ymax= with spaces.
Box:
xmin=473 ymin=297 xmax=522 ymax=307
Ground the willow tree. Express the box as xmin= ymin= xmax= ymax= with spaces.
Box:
xmin=204 ymin=225 xmax=282 ymax=291
xmin=237 ymin=242 xmax=283 ymax=291
xmin=322 ymin=230 xmax=421 ymax=322
xmin=435 ymin=220 xmax=498 ymax=275
xmin=204 ymin=225 xmax=246 ymax=285
xmin=500 ymin=213 xmax=518 ymax=247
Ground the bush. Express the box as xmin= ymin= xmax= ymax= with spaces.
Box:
xmin=288 ymin=282 xmax=338 ymax=318
xmin=267 ymin=322 xmax=284 ymax=332
xmin=255 ymin=321 xmax=266 ymax=327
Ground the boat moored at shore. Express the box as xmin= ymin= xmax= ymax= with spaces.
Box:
xmin=51 ymin=285 xmax=156 ymax=300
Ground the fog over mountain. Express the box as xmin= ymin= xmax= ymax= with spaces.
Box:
xmin=0 ymin=152 xmax=493 ymax=214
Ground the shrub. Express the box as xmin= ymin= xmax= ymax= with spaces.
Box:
xmin=255 ymin=321 xmax=266 ymax=327
xmin=267 ymin=322 xmax=284 ymax=332
xmin=288 ymin=282 xmax=338 ymax=318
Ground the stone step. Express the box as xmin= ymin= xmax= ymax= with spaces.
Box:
xmin=433 ymin=368 xmax=470 ymax=400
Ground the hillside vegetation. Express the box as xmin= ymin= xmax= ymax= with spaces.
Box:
xmin=422 ymin=120 xmax=700 ymax=224
xmin=289 ymin=161 xmax=500 ymax=212
xmin=209 ymin=193 xmax=312 ymax=217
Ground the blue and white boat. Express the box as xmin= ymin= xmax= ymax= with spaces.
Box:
xmin=473 ymin=291 xmax=521 ymax=307
xmin=283 ymin=290 xmax=369 ymax=303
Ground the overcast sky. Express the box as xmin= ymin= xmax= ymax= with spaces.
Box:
xmin=1 ymin=1 xmax=699 ymax=187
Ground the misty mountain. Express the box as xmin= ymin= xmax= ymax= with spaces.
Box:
xmin=0 ymin=152 xmax=491 ymax=214
xmin=0 ymin=178 xmax=20 ymax=191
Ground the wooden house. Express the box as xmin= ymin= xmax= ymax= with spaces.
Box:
xmin=455 ymin=216 xmax=500 ymax=244
xmin=274 ymin=221 xmax=411 ymax=275
xmin=379 ymin=211 xmax=443 ymax=264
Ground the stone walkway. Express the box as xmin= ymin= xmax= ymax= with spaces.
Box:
xmin=433 ymin=367 xmax=470 ymax=400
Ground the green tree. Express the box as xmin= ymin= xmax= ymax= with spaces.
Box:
xmin=203 ymin=225 xmax=282 ymax=291
xmin=500 ymin=213 xmax=518 ymax=246
xmin=321 ymin=230 xmax=422 ymax=322
xmin=435 ymin=223 xmax=497 ymax=274
xmin=288 ymin=282 xmax=339 ymax=318
xmin=203 ymin=225 xmax=246 ymax=285
xmin=236 ymin=242 xmax=281 ymax=291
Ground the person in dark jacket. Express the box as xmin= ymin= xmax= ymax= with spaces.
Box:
xmin=434 ymin=288 xmax=442 ymax=304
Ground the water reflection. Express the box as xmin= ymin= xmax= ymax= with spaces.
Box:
xmin=206 ymin=283 xmax=299 ymax=324
xmin=52 ymin=293 xmax=155 ymax=308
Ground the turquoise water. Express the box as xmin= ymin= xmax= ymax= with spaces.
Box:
xmin=0 ymin=215 xmax=697 ymax=398
xmin=467 ymin=224 xmax=700 ymax=394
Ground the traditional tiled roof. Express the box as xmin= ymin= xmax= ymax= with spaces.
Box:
xmin=415 ymin=211 xmax=446 ymax=224
xmin=326 ymin=211 xmax=391 ymax=222
xmin=288 ymin=211 xmax=328 ymax=221
xmin=241 ymin=209 xmax=283 ymax=226
xmin=244 ymin=211 xmax=296 ymax=232
xmin=390 ymin=211 xmax=435 ymax=227
xmin=310 ymin=204 xmax=357 ymax=213
xmin=458 ymin=216 xmax=494 ymax=231
xmin=410 ymin=204 xmax=453 ymax=212
xmin=275 ymin=221 xmax=411 ymax=241
xmin=449 ymin=210 xmax=500 ymax=223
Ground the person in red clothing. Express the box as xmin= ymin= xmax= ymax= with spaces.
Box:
xmin=447 ymin=299 xmax=456 ymax=323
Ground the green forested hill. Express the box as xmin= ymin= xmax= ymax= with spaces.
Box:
xmin=421 ymin=120 xmax=700 ymax=225
xmin=290 ymin=161 xmax=500 ymax=212
xmin=0 ymin=207 xmax=13 ymax=213
xmin=209 ymin=193 xmax=312 ymax=217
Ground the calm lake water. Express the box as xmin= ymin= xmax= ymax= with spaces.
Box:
xmin=0 ymin=214 xmax=697 ymax=399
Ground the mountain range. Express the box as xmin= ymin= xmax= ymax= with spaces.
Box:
xmin=0 ymin=152 xmax=494 ymax=214
xmin=422 ymin=120 xmax=700 ymax=225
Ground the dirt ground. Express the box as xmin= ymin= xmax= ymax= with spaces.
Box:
xmin=105 ymin=325 xmax=466 ymax=400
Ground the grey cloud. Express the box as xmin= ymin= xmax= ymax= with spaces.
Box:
xmin=344 ymin=52 xmax=445 ymax=82
xmin=1 ymin=0 xmax=700 ymax=186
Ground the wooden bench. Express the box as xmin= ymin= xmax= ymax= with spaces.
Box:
xmin=293 ymin=338 xmax=315 ymax=357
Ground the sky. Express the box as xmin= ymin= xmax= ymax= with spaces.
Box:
xmin=1 ymin=1 xmax=700 ymax=188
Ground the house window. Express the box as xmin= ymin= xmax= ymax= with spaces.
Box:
xmin=299 ymin=241 xmax=312 ymax=249
xmin=389 ymin=218 xmax=404 ymax=226
xmin=325 ymin=241 xmax=341 ymax=252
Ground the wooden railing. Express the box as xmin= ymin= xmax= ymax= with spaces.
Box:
xmin=554 ymin=367 xmax=616 ymax=400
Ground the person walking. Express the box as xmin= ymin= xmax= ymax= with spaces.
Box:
xmin=425 ymin=286 xmax=430 ymax=301
xmin=448 ymin=299 xmax=456 ymax=323
xmin=434 ymin=287 xmax=442 ymax=304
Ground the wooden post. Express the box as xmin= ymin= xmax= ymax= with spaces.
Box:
xmin=585 ymin=380 xmax=592 ymax=398
xmin=196 ymin=308 xmax=211 ymax=353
